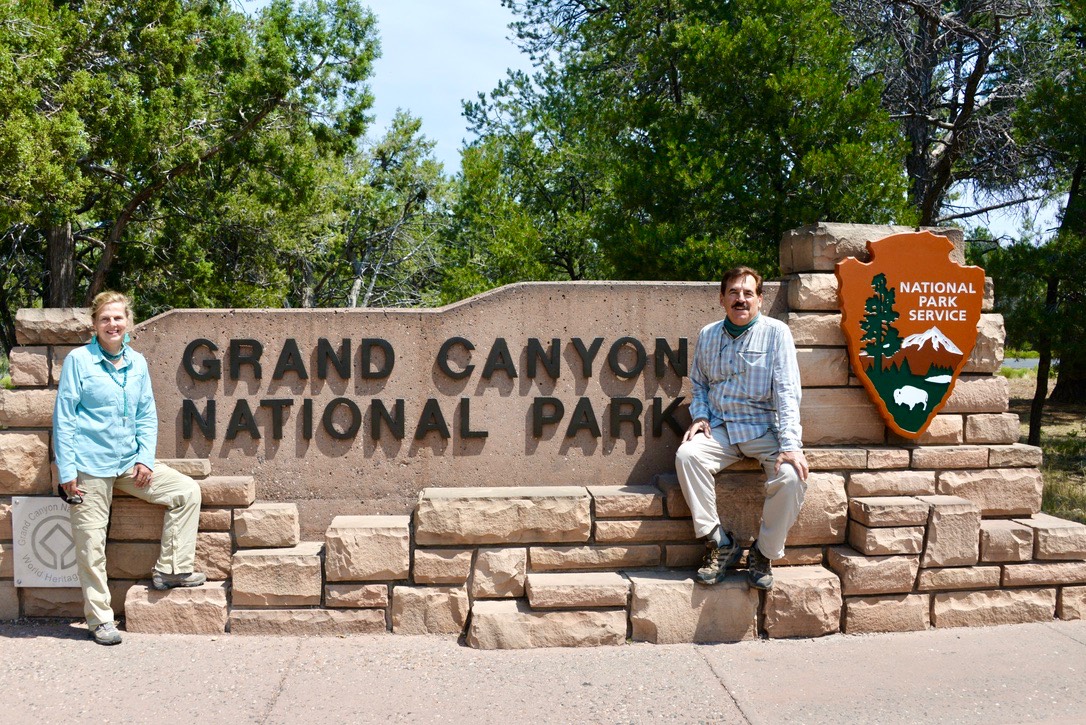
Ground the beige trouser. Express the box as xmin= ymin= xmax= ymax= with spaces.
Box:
xmin=68 ymin=463 xmax=201 ymax=627
xmin=675 ymin=428 xmax=806 ymax=560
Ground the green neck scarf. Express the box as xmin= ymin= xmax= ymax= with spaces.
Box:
xmin=724 ymin=314 xmax=760 ymax=338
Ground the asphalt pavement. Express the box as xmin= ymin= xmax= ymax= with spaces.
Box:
xmin=2 ymin=618 xmax=1085 ymax=724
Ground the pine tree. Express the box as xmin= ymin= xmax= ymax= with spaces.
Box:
xmin=860 ymin=273 xmax=902 ymax=374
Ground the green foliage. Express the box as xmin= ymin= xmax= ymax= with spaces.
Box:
xmin=0 ymin=0 xmax=383 ymax=343
xmin=835 ymin=1 xmax=1060 ymax=225
xmin=440 ymin=111 xmax=607 ymax=303
xmin=286 ymin=112 xmax=452 ymax=309
xmin=1005 ymin=348 xmax=1040 ymax=359
xmin=457 ymin=0 xmax=911 ymax=292
xmin=975 ymin=233 xmax=1086 ymax=389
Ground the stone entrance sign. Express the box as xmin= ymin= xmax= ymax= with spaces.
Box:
xmin=12 ymin=496 xmax=80 ymax=588
xmin=133 ymin=283 xmax=785 ymax=530
xmin=7 ymin=222 xmax=1082 ymax=647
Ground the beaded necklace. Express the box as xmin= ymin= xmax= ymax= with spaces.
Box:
xmin=103 ymin=354 xmax=130 ymax=419
xmin=101 ymin=346 xmax=125 ymax=362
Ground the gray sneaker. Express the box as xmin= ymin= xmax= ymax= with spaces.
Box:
xmin=695 ymin=534 xmax=742 ymax=585
xmin=152 ymin=570 xmax=207 ymax=590
xmin=747 ymin=541 xmax=774 ymax=590
xmin=90 ymin=621 xmax=122 ymax=646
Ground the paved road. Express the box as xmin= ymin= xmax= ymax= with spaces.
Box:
xmin=2 ymin=619 xmax=1085 ymax=724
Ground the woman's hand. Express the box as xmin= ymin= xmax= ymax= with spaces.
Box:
xmin=133 ymin=463 xmax=153 ymax=489
xmin=62 ymin=479 xmax=82 ymax=497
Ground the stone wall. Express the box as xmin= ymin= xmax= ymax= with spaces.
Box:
xmin=124 ymin=282 xmax=783 ymax=536
xmin=1 ymin=222 xmax=1083 ymax=646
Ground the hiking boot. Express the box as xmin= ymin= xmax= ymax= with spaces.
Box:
xmin=152 ymin=570 xmax=207 ymax=590
xmin=747 ymin=541 xmax=774 ymax=590
xmin=695 ymin=533 xmax=741 ymax=585
xmin=90 ymin=621 xmax=122 ymax=646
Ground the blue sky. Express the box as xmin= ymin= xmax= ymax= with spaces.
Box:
xmin=241 ymin=1 xmax=530 ymax=171
xmin=361 ymin=0 xmax=531 ymax=171
xmin=237 ymin=1 xmax=1052 ymax=239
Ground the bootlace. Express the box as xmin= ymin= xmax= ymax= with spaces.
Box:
xmin=750 ymin=547 xmax=771 ymax=574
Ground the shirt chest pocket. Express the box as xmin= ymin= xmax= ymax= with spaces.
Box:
xmin=739 ymin=350 xmax=767 ymax=367
xmin=737 ymin=349 xmax=770 ymax=397
xmin=81 ymin=376 xmax=118 ymax=409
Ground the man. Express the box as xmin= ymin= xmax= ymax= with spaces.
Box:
xmin=675 ymin=266 xmax=808 ymax=590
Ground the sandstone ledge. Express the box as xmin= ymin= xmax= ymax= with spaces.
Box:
xmin=588 ymin=485 xmax=664 ymax=518
xmin=231 ymin=542 xmax=323 ymax=607
xmin=845 ymin=594 xmax=930 ymax=634
xmin=414 ymin=487 xmax=592 ymax=545
xmin=467 ymin=600 xmax=626 ymax=649
xmin=392 ymin=586 xmax=469 ymax=635
xmin=763 ymin=566 xmax=842 ymax=639
xmin=124 ymin=582 xmax=228 ymax=634
xmin=629 ymin=571 xmax=758 ymax=644
xmin=230 ymin=609 xmax=387 ymax=635
xmin=525 ymin=572 xmax=630 ymax=609
xmin=199 ymin=476 xmax=256 ymax=507
xmin=932 ymin=588 xmax=1056 ymax=628
xmin=325 ymin=515 xmax=410 ymax=582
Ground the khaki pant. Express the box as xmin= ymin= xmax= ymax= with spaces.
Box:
xmin=675 ymin=428 xmax=806 ymax=560
xmin=68 ymin=463 xmax=201 ymax=627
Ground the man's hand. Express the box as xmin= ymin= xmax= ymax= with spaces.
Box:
xmin=776 ymin=449 xmax=809 ymax=481
xmin=62 ymin=479 xmax=82 ymax=498
xmin=683 ymin=418 xmax=711 ymax=442
xmin=133 ymin=463 xmax=153 ymax=489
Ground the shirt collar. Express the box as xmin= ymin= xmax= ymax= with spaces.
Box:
xmin=89 ymin=338 xmax=130 ymax=367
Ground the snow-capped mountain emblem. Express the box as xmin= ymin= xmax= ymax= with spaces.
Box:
xmin=902 ymin=326 xmax=962 ymax=355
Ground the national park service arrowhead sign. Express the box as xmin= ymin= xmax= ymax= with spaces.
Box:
xmin=837 ymin=231 xmax=985 ymax=438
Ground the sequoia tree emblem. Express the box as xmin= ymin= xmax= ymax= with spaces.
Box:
xmin=837 ymin=232 xmax=986 ymax=438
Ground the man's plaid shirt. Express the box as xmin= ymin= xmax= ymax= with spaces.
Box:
xmin=687 ymin=314 xmax=803 ymax=451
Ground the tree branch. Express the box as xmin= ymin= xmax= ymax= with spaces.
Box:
xmin=934 ymin=193 xmax=1045 ymax=223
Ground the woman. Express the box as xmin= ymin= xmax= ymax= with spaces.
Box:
xmin=53 ymin=291 xmax=205 ymax=646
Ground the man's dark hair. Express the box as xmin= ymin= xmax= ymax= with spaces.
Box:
xmin=720 ymin=266 xmax=763 ymax=296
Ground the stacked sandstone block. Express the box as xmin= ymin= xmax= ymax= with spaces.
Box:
xmin=779 ymin=223 xmax=1086 ymax=633
xmin=3 ymin=223 xmax=1086 ymax=647
xmin=413 ymin=485 xmax=843 ymax=647
xmin=121 ymin=470 xmax=264 ymax=634
xmin=0 ymin=309 xmax=261 ymax=629
xmin=1 ymin=309 xmax=96 ymax=619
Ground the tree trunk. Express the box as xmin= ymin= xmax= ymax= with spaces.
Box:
xmin=1050 ymin=356 xmax=1086 ymax=404
xmin=46 ymin=222 xmax=76 ymax=307
xmin=1048 ymin=158 xmax=1086 ymax=404
xmin=1028 ymin=274 xmax=1059 ymax=445
xmin=1029 ymin=355 xmax=1051 ymax=445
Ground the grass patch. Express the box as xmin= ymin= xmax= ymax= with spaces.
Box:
xmin=1042 ymin=470 xmax=1086 ymax=524
xmin=1041 ymin=430 xmax=1086 ymax=523
xmin=999 ymin=366 xmax=1034 ymax=379
xmin=1005 ymin=348 xmax=1040 ymax=359
xmin=1006 ymin=369 xmax=1086 ymax=524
